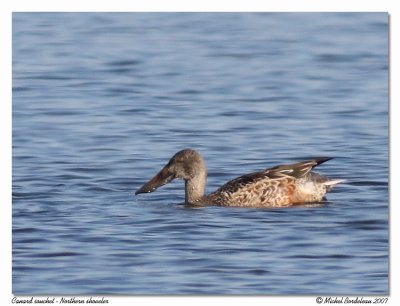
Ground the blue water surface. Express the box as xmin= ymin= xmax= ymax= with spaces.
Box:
xmin=12 ymin=13 xmax=388 ymax=294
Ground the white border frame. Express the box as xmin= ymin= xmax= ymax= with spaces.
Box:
xmin=2 ymin=1 xmax=398 ymax=306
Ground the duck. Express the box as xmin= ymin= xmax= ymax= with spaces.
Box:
xmin=135 ymin=149 xmax=343 ymax=207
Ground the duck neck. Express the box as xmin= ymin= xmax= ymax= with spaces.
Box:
xmin=185 ymin=172 xmax=207 ymax=204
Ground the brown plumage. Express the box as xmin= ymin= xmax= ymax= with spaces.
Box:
xmin=135 ymin=149 xmax=344 ymax=208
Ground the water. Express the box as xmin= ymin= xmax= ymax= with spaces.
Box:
xmin=12 ymin=13 xmax=388 ymax=295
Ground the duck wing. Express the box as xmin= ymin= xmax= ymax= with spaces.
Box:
xmin=267 ymin=157 xmax=332 ymax=178
xmin=212 ymin=157 xmax=333 ymax=194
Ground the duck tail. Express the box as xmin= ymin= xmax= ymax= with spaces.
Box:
xmin=323 ymin=179 xmax=346 ymax=186
xmin=323 ymin=179 xmax=346 ymax=191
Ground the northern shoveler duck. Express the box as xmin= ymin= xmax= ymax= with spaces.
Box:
xmin=135 ymin=149 xmax=343 ymax=207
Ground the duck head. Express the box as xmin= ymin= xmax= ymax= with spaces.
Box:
xmin=135 ymin=149 xmax=207 ymax=196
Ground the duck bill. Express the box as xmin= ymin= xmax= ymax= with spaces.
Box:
xmin=135 ymin=166 xmax=175 ymax=195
